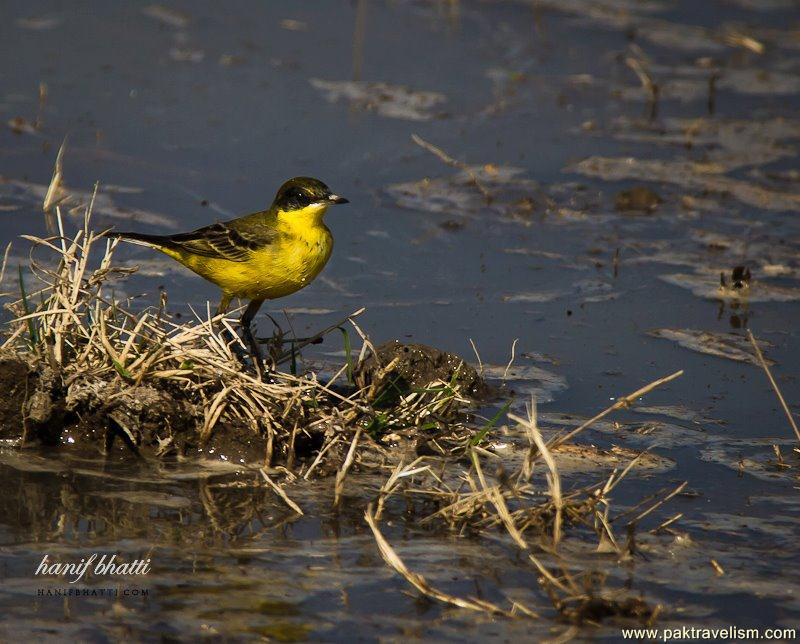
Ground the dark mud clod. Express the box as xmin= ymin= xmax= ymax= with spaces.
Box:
xmin=0 ymin=355 xmax=68 ymax=446
xmin=354 ymin=340 xmax=490 ymax=404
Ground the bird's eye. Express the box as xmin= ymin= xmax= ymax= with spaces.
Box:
xmin=293 ymin=190 xmax=311 ymax=205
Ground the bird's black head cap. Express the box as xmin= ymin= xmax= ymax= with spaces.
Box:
xmin=272 ymin=177 xmax=348 ymax=212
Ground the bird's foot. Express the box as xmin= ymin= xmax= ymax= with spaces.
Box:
xmin=218 ymin=325 xmax=250 ymax=368
xmin=216 ymin=321 xmax=265 ymax=377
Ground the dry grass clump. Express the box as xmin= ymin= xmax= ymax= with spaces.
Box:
xmin=0 ymin=198 xmax=477 ymax=477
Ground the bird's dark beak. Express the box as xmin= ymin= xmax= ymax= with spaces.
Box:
xmin=327 ymin=194 xmax=349 ymax=204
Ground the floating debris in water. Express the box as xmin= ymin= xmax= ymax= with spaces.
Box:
xmin=535 ymin=0 xmax=723 ymax=52
xmin=700 ymin=439 xmax=799 ymax=482
xmin=169 ymin=47 xmax=205 ymax=63
xmin=16 ymin=15 xmax=61 ymax=30
xmin=649 ymin=328 xmax=773 ymax=365
xmin=574 ymin=279 xmax=620 ymax=303
xmin=608 ymin=117 xmax=800 ymax=172
xmin=504 ymin=248 xmax=567 ymax=261
xmin=482 ymin=363 xmax=567 ymax=405
xmin=387 ymin=164 xmax=543 ymax=220
xmin=283 ymin=307 xmax=336 ymax=315
xmin=540 ymin=412 xmax=708 ymax=449
xmin=720 ymin=69 xmax=800 ymax=96
xmin=309 ymin=79 xmax=446 ymax=121
xmin=615 ymin=186 xmax=662 ymax=213
xmin=0 ymin=175 xmax=176 ymax=228
xmin=720 ymin=265 xmax=751 ymax=292
xmin=502 ymin=291 xmax=562 ymax=304
xmin=142 ymin=5 xmax=189 ymax=28
xmin=503 ymin=279 xmax=618 ymax=306
xmin=6 ymin=117 xmax=38 ymax=135
xmin=116 ymin=256 xmax=185 ymax=277
xmin=521 ymin=351 xmax=561 ymax=365
xmin=542 ymin=441 xmax=675 ymax=473
xmin=29 ymin=140 xmax=162 ymax=237
xmin=633 ymin=404 xmax=722 ymax=426
xmin=280 ymin=19 xmax=308 ymax=31
xmin=727 ymin=0 xmax=795 ymax=11
xmin=659 ymin=270 xmax=800 ymax=302
xmin=570 ymin=156 xmax=800 ymax=212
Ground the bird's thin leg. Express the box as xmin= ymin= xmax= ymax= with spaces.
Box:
xmin=217 ymin=293 xmax=232 ymax=316
xmin=241 ymin=298 xmax=265 ymax=376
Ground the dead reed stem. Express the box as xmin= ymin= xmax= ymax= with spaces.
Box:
xmin=747 ymin=329 xmax=800 ymax=444
xmin=260 ymin=469 xmax=304 ymax=515
xmin=510 ymin=397 xmax=562 ymax=547
xmin=364 ymin=505 xmax=520 ymax=618
xmin=334 ymin=427 xmax=362 ymax=508
xmin=549 ymin=370 xmax=684 ymax=450
xmin=411 ymin=133 xmax=493 ymax=202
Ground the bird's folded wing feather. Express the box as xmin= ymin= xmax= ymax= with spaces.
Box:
xmin=166 ymin=222 xmax=273 ymax=262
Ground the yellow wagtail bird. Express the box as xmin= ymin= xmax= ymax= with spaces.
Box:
xmin=113 ymin=176 xmax=348 ymax=367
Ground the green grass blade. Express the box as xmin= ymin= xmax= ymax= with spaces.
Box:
xmin=469 ymin=400 xmax=512 ymax=446
xmin=112 ymin=358 xmax=134 ymax=381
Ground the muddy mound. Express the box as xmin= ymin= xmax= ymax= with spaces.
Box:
xmin=355 ymin=340 xmax=490 ymax=403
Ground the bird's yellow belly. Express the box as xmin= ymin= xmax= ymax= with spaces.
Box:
xmin=170 ymin=228 xmax=333 ymax=301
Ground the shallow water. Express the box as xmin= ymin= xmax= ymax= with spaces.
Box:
xmin=1 ymin=0 xmax=800 ymax=640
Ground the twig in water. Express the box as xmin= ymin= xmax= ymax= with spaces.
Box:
xmin=364 ymin=505 xmax=520 ymax=617
xmin=625 ymin=481 xmax=687 ymax=527
xmin=411 ymin=133 xmax=493 ymax=203
xmin=375 ymin=460 xmax=406 ymax=521
xmin=260 ymin=469 xmax=304 ymax=515
xmin=747 ymin=329 xmax=800 ymax=444
xmin=511 ymin=397 xmax=562 ymax=547
xmin=503 ymin=338 xmax=519 ymax=380
xmin=723 ymin=30 xmax=765 ymax=54
xmin=548 ymin=370 xmax=684 ymax=450
xmin=468 ymin=338 xmax=483 ymax=376
xmin=651 ymin=512 xmax=683 ymax=534
xmin=469 ymin=447 xmax=570 ymax=594
xmin=625 ymin=54 xmax=659 ymax=120
xmin=374 ymin=458 xmax=429 ymax=521
xmin=334 ymin=427 xmax=362 ymax=508
xmin=303 ymin=435 xmax=341 ymax=480
xmin=707 ymin=72 xmax=719 ymax=116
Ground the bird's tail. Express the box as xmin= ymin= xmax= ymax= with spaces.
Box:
xmin=112 ymin=231 xmax=170 ymax=249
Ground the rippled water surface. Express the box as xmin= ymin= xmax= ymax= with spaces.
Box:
xmin=1 ymin=0 xmax=800 ymax=640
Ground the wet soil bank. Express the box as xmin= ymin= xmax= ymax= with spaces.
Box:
xmin=0 ymin=340 xmax=486 ymax=467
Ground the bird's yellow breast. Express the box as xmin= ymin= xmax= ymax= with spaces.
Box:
xmin=164 ymin=209 xmax=333 ymax=301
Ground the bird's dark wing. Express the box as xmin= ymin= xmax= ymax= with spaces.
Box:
xmin=165 ymin=220 xmax=274 ymax=262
